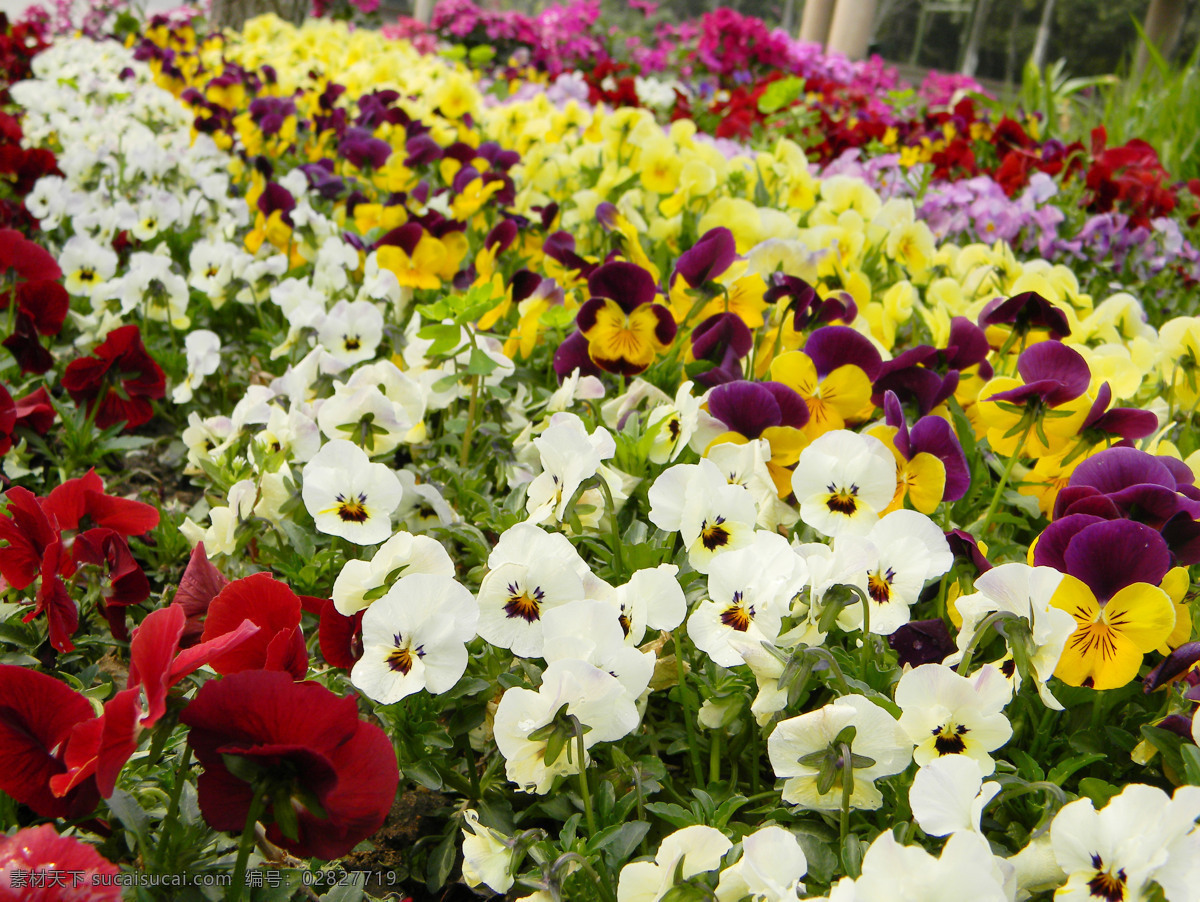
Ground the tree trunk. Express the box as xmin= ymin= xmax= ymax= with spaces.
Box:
xmin=1136 ymin=0 xmax=1188 ymax=72
xmin=210 ymin=0 xmax=308 ymax=29
xmin=959 ymin=0 xmax=994 ymax=76
xmin=1030 ymin=0 xmax=1057 ymax=71
xmin=782 ymin=0 xmax=799 ymax=33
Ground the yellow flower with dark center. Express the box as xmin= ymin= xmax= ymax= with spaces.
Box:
xmin=386 ymin=644 xmax=415 ymax=674
xmin=575 ymin=262 xmax=676 ymax=376
xmin=377 ymin=234 xmax=446 ymax=291
xmin=1051 ymin=574 xmax=1175 ymax=690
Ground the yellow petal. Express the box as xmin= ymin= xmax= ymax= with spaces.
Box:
xmin=902 ymin=452 xmax=947 ymax=514
xmin=769 ymin=351 xmax=819 ymax=397
xmin=1104 ymin=582 xmax=1176 ymax=653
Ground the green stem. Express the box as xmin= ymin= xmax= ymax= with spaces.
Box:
xmin=709 ymin=730 xmax=721 ymax=784
xmin=573 ymin=718 xmax=597 ymax=839
xmin=595 ymin=476 xmax=625 ymax=574
xmin=838 ymin=741 xmax=853 ymax=872
xmin=955 ymin=610 xmax=1020 ymax=676
xmin=229 ymin=784 xmax=270 ymax=902
xmin=673 ymin=633 xmax=705 ymax=786
xmin=844 ymin=585 xmax=872 ymax=678
xmin=459 ymin=374 xmax=480 ymax=469
xmin=156 ymin=745 xmax=192 ymax=868
xmin=978 ymin=418 xmax=1035 ymax=537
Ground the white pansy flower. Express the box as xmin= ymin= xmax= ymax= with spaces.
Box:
xmin=301 ymin=439 xmax=404 ymax=544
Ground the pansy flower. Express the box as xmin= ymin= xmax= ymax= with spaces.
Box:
xmin=180 ymin=670 xmax=399 ymax=861
xmin=791 ymin=429 xmax=897 ymax=538
xmin=706 ymin=379 xmax=809 ymax=496
xmin=853 ymin=510 xmax=954 ymax=636
xmin=976 ymin=340 xmax=1092 ymax=458
xmin=868 ymin=391 xmax=970 ymax=514
xmin=1053 ymin=447 xmax=1200 ymax=564
xmin=648 ymin=458 xmax=758 ymax=572
xmin=301 ymin=439 xmax=405 ymax=545
xmin=770 ymin=326 xmax=882 ymax=437
xmin=351 ymin=573 xmax=478 ymax=704
xmin=61 ymin=324 xmax=166 ymax=430
xmin=1036 ymin=517 xmax=1177 ymax=689
xmin=896 ymin=663 xmax=1013 ymax=774
xmin=575 ymin=261 xmax=676 ymax=376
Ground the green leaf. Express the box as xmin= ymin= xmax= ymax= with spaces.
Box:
xmin=591 ymin=821 xmax=650 ymax=864
xmin=1046 ymin=753 xmax=1106 ymax=786
xmin=1182 ymin=744 xmax=1200 ymax=786
xmin=425 ymin=830 xmax=457 ymax=894
xmin=644 ymin=802 xmax=698 ymax=829
xmin=1078 ymin=777 xmax=1121 ymax=808
xmin=757 ymin=76 xmax=805 ymax=114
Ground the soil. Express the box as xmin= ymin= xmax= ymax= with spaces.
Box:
xmin=340 ymin=788 xmax=481 ymax=902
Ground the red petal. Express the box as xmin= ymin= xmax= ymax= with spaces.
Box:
xmin=201 ymin=573 xmax=303 ymax=675
xmin=0 ymin=664 xmax=97 ymax=817
xmin=0 ymin=825 xmax=121 ymax=901
xmin=175 ymin=543 xmax=229 ymax=647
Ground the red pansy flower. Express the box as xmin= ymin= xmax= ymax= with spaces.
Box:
xmin=61 ymin=325 xmax=165 ymax=430
xmin=0 ymin=664 xmax=99 ymax=818
xmin=174 ymin=542 xmax=229 ymax=647
xmin=200 ymin=572 xmax=308 ymax=680
xmin=180 ymin=670 xmax=399 ymax=860
xmin=0 ymin=825 xmax=121 ymax=902
xmin=42 ymin=469 xmax=159 ymax=537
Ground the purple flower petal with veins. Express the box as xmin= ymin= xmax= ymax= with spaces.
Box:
xmin=708 ymin=381 xmax=807 ymax=439
xmin=1082 ymin=383 xmax=1159 ymax=440
xmin=553 ymin=331 xmax=602 ymax=382
xmin=1033 ymin=514 xmax=1109 ymax=572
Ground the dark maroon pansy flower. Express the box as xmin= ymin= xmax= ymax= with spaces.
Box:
xmin=485 ymin=219 xmax=518 ymax=254
xmin=1080 ymin=382 xmax=1158 ymax=441
xmin=0 ymin=228 xmax=61 ymax=282
xmin=888 ymin=619 xmax=956 ymax=668
xmin=71 ymin=528 xmax=150 ymax=641
xmin=1033 ymin=517 xmax=1171 ymax=602
xmin=180 ymin=670 xmax=399 ymax=861
xmin=674 ymin=227 xmax=737 ymax=288
xmin=13 ymin=386 xmax=55 ymax=434
xmin=804 ymin=325 xmax=883 ymax=381
xmin=978 ymin=290 xmax=1070 ymax=339
xmin=299 ymin=594 xmax=364 ymax=670
xmin=708 ymin=380 xmax=809 ymax=440
xmin=3 ymin=312 xmax=52 ymax=374
xmin=1054 ymin=447 xmax=1200 ymax=526
xmin=42 ymin=468 xmax=159 ymax=537
xmin=985 ymin=340 xmax=1090 ymax=407
xmin=61 ymin=324 xmax=166 ymax=431
xmin=257 ymin=181 xmax=296 ymax=227
xmin=0 ymin=486 xmax=58 ymax=591
xmin=690 ymin=312 xmax=753 ymax=388
xmin=884 ymin=392 xmax=970 ymax=502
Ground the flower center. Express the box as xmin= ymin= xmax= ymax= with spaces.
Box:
xmin=825 ymin=484 xmax=859 ymax=515
xmin=504 ymin=583 xmax=544 ymax=622
xmin=335 ymin=492 xmax=369 ymax=522
xmin=344 ymin=335 xmax=361 ymax=351
xmin=1085 ymin=855 xmax=1126 ymax=902
xmin=720 ymin=604 xmax=752 ymax=632
xmin=867 ymin=568 xmax=895 ymax=603
xmin=931 ymin=722 xmax=969 ymax=755
xmin=386 ymin=633 xmax=424 ymax=675
xmin=700 ymin=516 xmax=730 ymax=550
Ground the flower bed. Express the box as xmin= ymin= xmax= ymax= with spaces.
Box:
xmin=3 ymin=7 xmax=1200 ymax=902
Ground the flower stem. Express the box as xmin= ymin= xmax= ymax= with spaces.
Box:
xmin=978 ymin=419 xmax=1035 ymax=537
xmin=156 ymin=745 xmax=192 ymax=868
xmin=229 ymin=784 xmax=270 ymax=902
xmin=838 ymin=740 xmax=853 ymax=873
xmin=459 ymin=373 xmax=480 ymax=469
xmin=673 ymin=633 xmax=705 ymax=786
xmin=594 ymin=475 xmax=624 ymax=574
xmin=709 ymin=730 xmax=721 ymax=784
xmin=572 ymin=717 xmax=597 ymax=839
